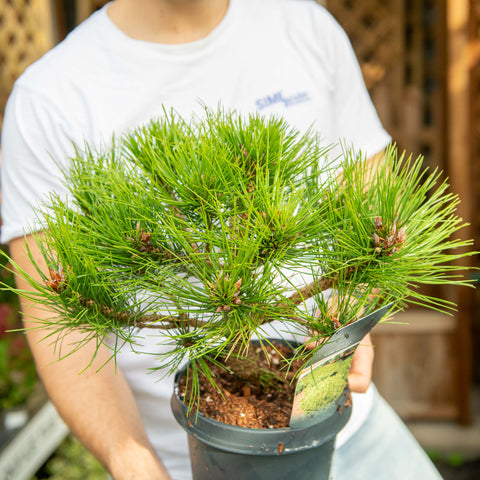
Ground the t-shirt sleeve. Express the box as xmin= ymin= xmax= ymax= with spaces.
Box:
xmin=324 ymin=11 xmax=391 ymax=158
xmin=0 ymin=85 xmax=74 ymax=244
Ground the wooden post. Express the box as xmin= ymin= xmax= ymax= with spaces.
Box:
xmin=446 ymin=0 xmax=473 ymax=425
xmin=51 ymin=0 xmax=68 ymax=42
xmin=76 ymin=1 xmax=93 ymax=24
xmin=75 ymin=0 xmax=108 ymax=24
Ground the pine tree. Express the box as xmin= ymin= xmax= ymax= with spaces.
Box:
xmin=6 ymin=109 xmax=476 ymax=400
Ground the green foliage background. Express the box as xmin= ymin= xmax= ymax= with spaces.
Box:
xmin=31 ymin=435 xmax=107 ymax=480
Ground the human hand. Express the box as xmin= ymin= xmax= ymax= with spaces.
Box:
xmin=347 ymin=333 xmax=374 ymax=394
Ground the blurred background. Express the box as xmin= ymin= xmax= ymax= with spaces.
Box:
xmin=0 ymin=0 xmax=479 ymax=479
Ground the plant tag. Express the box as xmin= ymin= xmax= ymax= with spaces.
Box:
xmin=289 ymin=304 xmax=391 ymax=428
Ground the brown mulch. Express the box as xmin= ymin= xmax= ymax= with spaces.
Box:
xmin=179 ymin=343 xmax=304 ymax=429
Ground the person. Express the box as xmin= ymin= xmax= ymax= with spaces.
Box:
xmin=0 ymin=1 xmax=443 ymax=479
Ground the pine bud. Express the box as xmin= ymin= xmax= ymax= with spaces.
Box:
xmin=396 ymin=226 xmax=407 ymax=245
xmin=234 ymin=278 xmax=242 ymax=293
xmin=384 ymin=233 xmax=396 ymax=250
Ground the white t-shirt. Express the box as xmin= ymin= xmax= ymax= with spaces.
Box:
xmin=1 ymin=1 xmax=390 ymax=478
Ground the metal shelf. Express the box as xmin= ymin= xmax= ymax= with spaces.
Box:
xmin=0 ymin=401 xmax=69 ymax=480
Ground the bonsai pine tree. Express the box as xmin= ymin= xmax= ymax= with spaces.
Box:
xmin=6 ymin=110 xmax=475 ymax=401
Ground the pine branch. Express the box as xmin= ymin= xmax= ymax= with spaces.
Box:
xmin=134 ymin=313 xmax=208 ymax=330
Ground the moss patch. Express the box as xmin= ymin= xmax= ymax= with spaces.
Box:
xmin=296 ymin=347 xmax=355 ymax=416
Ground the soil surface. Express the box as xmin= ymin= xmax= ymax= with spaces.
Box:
xmin=179 ymin=342 xmax=304 ymax=429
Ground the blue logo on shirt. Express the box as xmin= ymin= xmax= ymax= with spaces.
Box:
xmin=255 ymin=90 xmax=311 ymax=110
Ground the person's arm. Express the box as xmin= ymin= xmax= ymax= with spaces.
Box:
xmin=10 ymin=235 xmax=172 ymax=480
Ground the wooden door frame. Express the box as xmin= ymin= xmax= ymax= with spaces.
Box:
xmin=446 ymin=0 xmax=474 ymax=425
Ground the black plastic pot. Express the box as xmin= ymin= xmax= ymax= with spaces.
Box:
xmin=171 ymin=308 xmax=390 ymax=479
xmin=171 ymin=361 xmax=351 ymax=480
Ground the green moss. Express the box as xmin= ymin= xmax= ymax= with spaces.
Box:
xmin=297 ymin=350 xmax=354 ymax=415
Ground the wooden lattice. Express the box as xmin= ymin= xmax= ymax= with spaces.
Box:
xmin=327 ymin=0 xmax=403 ymax=90
xmin=327 ymin=0 xmax=449 ymax=303
xmin=326 ymin=0 xmax=446 ymax=170
xmin=0 ymin=0 xmax=53 ymax=132
xmin=326 ymin=0 xmax=472 ymax=422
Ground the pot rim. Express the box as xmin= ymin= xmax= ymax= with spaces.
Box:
xmin=171 ymin=367 xmax=352 ymax=456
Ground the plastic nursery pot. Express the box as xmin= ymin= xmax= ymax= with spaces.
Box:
xmin=170 ymin=343 xmax=352 ymax=480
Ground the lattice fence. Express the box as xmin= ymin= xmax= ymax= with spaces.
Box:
xmin=327 ymin=0 xmax=403 ymax=90
xmin=0 ymin=0 xmax=53 ymax=132
xmin=326 ymin=0 xmax=468 ymax=421
xmin=327 ymin=0 xmax=449 ymax=306
xmin=326 ymin=0 xmax=446 ymax=170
